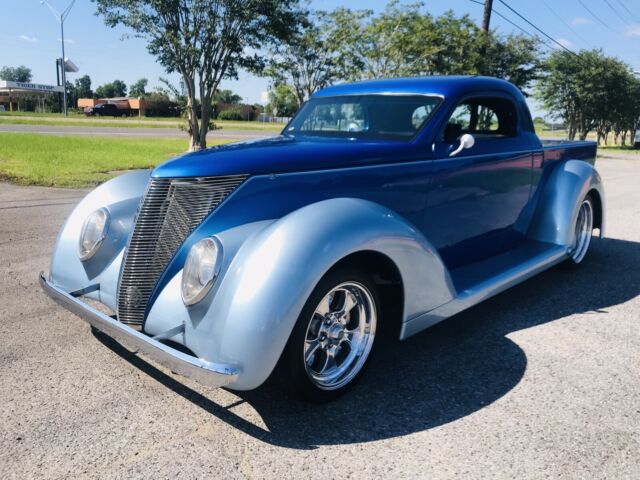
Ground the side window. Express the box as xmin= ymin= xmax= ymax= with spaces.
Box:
xmin=444 ymin=97 xmax=518 ymax=142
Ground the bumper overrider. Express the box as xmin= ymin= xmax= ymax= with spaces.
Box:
xmin=39 ymin=272 xmax=239 ymax=389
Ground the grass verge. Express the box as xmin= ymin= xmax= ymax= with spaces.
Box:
xmin=0 ymin=133 xmax=235 ymax=188
xmin=0 ymin=113 xmax=284 ymax=131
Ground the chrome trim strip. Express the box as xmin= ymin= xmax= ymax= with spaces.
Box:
xmin=39 ymin=272 xmax=239 ymax=389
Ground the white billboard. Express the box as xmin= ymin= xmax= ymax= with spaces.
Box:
xmin=0 ymin=80 xmax=64 ymax=93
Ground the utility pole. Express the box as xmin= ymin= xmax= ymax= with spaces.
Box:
xmin=482 ymin=0 xmax=493 ymax=32
xmin=41 ymin=0 xmax=76 ymax=117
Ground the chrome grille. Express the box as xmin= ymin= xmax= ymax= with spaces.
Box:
xmin=117 ymin=175 xmax=247 ymax=325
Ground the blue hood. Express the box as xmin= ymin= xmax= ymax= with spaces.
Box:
xmin=152 ymin=135 xmax=426 ymax=178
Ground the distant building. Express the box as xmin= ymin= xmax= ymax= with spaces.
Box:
xmin=78 ymin=97 xmax=147 ymax=116
xmin=0 ymin=80 xmax=64 ymax=112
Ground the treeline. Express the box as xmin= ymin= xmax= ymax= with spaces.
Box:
xmin=265 ymin=3 xmax=539 ymax=111
xmin=537 ymin=50 xmax=640 ymax=145
xmin=264 ymin=2 xmax=639 ymax=145
xmin=4 ymin=1 xmax=639 ymax=144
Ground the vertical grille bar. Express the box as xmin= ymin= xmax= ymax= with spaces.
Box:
xmin=116 ymin=175 xmax=247 ymax=325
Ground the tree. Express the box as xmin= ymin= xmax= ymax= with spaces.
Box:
xmin=213 ymin=88 xmax=242 ymax=104
xmin=129 ymin=77 xmax=148 ymax=97
xmin=95 ymin=79 xmax=127 ymax=98
xmin=267 ymin=83 xmax=298 ymax=116
xmin=536 ymin=49 xmax=640 ymax=143
xmin=264 ymin=3 xmax=540 ymax=101
xmin=94 ymin=0 xmax=304 ymax=151
xmin=0 ymin=65 xmax=32 ymax=82
xmin=264 ymin=8 xmax=370 ymax=106
xmin=75 ymin=75 xmax=93 ymax=98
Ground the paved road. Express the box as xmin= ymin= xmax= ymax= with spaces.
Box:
xmin=0 ymin=157 xmax=639 ymax=479
xmin=0 ymin=123 xmax=277 ymax=140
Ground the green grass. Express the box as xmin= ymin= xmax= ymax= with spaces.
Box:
xmin=0 ymin=117 xmax=178 ymax=128
xmin=0 ymin=112 xmax=284 ymax=131
xmin=0 ymin=133 xmax=235 ymax=188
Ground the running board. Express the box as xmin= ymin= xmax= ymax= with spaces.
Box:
xmin=400 ymin=240 xmax=568 ymax=339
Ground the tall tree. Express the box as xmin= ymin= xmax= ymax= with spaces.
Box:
xmin=75 ymin=75 xmax=93 ymax=98
xmin=94 ymin=0 xmax=304 ymax=151
xmin=274 ymin=4 xmax=539 ymax=94
xmin=95 ymin=79 xmax=127 ymax=98
xmin=213 ymin=88 xmax=242 ymax=104
xmin=265 ymin=8 xmax=370 ymax=106
xmin=267 ymin=83 xmax=298 ymax=116
xmin=0 ymin=65 xmax=33 ymax=82
xmin=129 ymin=78 xmax=148 ymax=97
xmin=536 ymin=49 xmax=639 ymax=142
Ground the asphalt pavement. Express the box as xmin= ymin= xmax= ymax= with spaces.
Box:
xmin=0 ymin=156 xmax=638 ymax=479
xmin=0 ymin=123 xmax=276 ymax=140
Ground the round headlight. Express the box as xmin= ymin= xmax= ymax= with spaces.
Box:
xmin=182 ymin=237 xmax=222 ymax=306
xmin=78 ymin=208 xmax=109 ymax=261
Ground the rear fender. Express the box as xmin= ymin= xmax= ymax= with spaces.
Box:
xmin=527 ymin=160 xmax=605 ymax=246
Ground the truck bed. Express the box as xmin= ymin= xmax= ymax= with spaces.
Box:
xmin=540 ymin=138 xmax=597 ymax=166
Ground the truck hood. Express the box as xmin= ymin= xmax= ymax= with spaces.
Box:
xmin=152 ymin=135 xmax=425 ymax=178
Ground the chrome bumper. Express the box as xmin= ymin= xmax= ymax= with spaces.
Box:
xmin=39 ymin=272 xmax=239 ymax=389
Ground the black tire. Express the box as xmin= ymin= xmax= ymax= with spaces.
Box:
xmin=280 ymin=267 xmax=381 ymax=403
xmin=561 ymin=193 xmax=595 ymax=270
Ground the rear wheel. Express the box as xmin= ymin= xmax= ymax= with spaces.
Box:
xmin=563 ymin=195 xmax=594 ymax=269
xmin=281 ymin=267 xmax=380 ymax=403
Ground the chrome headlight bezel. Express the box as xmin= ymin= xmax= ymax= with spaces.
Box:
xmin=181 ymin=237 xmax=223 ymax=306
xmin=78 ymin=208 xmax=110 ymax=262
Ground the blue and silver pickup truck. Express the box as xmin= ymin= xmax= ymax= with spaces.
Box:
xmin=41 ymin=76 xmax=604 ymax=402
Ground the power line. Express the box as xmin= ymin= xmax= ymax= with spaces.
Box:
xmin=497 ymin=0 xmax=578 ymax=54
xmin=467 ymin=0 xmax=562 ymax=54
xmin=614 ymin=0 xmax=640 ymax=23
xmin=540 ymin=0 xmax=592 ymax=48
xmin=603 ymin=0 xmax=632 ymax=25
xmin=577 ymin=0 xmax=619 ymax=34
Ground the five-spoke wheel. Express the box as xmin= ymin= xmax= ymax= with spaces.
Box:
xmin=281 ymin=267 xmax=380 ymax=402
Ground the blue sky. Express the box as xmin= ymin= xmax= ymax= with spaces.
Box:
xmin=2 ymin=0 xmax=640 ymax=116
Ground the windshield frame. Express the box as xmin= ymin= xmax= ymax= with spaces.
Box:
xmin=282 ymin=93 xmax=444 ymax=142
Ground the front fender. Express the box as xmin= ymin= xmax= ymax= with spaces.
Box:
xmin=176 ymin=197 xmax=454 ymax=390
xmin=527 ymin=160 xmax=605 ymax=246
xmin=48 ymin=170 xmax=150 ymax=308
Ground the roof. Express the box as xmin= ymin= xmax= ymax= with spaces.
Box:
xmin=312 ymin=76 xmax=522 ymax=100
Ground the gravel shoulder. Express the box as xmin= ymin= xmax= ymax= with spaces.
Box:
xmin=0 ymin=158 xmax=638 ymax=479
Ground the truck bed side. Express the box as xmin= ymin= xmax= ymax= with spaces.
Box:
xmin=540 ymin=139 xmax=597 ymax=166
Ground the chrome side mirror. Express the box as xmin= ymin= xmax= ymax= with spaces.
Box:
xmin=449 ymin=133 xmax=475 ymax=157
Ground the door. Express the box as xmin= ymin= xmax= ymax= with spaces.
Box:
xmin=425 ymin=95 xmax=534 ymax=269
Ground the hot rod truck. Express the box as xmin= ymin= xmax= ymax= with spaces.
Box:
xmin=41 ymin=76 xmax=604 ymax=402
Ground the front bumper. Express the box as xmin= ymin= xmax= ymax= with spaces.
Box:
xmin=39 ymin=272 xmax=239 ymax=389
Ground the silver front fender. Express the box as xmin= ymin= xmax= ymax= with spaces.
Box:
xmin=48 ymin=170 xmax=150 ymax=308
xmin=177 ymin=197 xmax=455 ymax=390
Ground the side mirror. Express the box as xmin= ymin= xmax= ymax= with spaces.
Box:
xmin=449 ymin=133 xmax=475 ymax=157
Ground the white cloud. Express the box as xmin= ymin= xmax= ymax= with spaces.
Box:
xmin=556 ymin=38 xmax=574 ymax=48
xmin=571 ymin=17 xmax=592 ymax=26
xmin=58 ymin=38 xmax=76 ymax=44
xmin=19 ymin=34 xmax=37 ymax=43
xmin=625 ymin=25 xmax=640 ymax=38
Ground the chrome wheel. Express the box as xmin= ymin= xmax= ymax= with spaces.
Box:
xmin=303 ymin=281 xmax=377 ymax=391
xmin=569 ymin=198 xmax=594 ymax=264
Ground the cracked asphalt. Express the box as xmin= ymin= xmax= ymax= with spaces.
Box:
xmin=0 ymin=156 xmax=638 ymax=479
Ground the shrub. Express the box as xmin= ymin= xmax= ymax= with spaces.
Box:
xmin=217 ymin=108 xmax=243 ymax=121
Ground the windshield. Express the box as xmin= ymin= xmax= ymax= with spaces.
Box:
xmin=285 ymin=94 xmax=442 ymax=141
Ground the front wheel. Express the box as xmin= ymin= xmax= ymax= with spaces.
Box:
xmin=281 ymin=267 xmax=380 ymax=402
xmin=563 ymin=195 xmax=594 ymax=269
